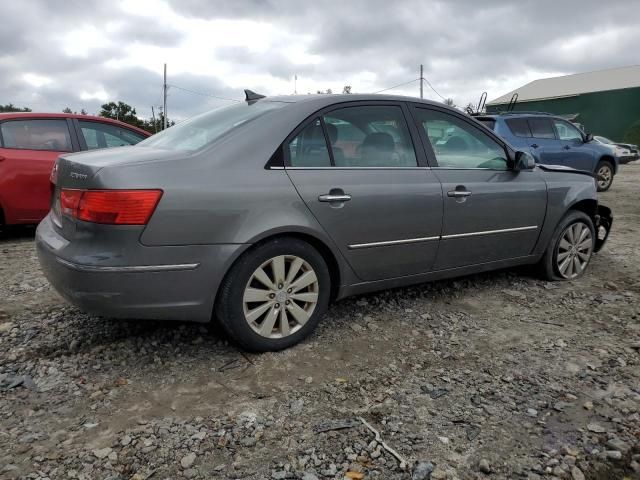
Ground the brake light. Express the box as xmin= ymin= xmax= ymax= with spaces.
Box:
xmin=59 ymin=189 xmax=162 ymax=225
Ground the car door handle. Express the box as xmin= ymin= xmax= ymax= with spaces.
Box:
xmin=563 ymin=145 xmax=571 ymax=150
xmin=530 ymin=144 xmax=539 ymax=149
xmin=318 ymin=193 xmax=351 ymax=202
xmin=0 ymin=155 xmax=5 ymax=162
xmin=447 ymin=190 xmax=472 ymax=198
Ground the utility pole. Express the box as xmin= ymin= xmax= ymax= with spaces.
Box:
xmin=420 ymin=64 xmax=424 ymax=99
xmin=162 ymin=63 xmax=168 ymax=130
xmin=151 ymin=106 xmax=157 ymax=134
xmin=294 ymin=74 xmax=297 ymax=95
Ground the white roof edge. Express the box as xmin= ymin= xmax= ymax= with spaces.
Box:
xmin=487 ymin=65 xmax=640 ymax=105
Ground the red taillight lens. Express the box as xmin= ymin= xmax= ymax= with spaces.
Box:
xmin=60 ymin=189 xmax=82 ymax=216
xmin=59 ymin=189 xmax=162 ymax=225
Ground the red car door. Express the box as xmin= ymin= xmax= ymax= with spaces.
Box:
xmin=0 ymin=118 xmax=76 ymax=224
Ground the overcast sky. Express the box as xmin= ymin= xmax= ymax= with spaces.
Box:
xmin=2 ymin=0 xmax=639 ymax=120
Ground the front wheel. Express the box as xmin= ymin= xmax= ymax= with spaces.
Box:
xmin=539 ymin=210 xmax=595 ymax=281
xmin=595 ymin=161 xmax=614 ymax=191
xmin=215 ymin=238 xmax=330 ymax=352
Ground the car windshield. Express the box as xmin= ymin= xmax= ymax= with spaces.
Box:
xmin=138 ymin=101 xmax=287 ymax=151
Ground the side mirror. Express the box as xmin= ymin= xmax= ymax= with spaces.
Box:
xmin=584 ymin=133 xmax=593 ymax=143
xmin=514 ymin=151 xmax=535 ymax=171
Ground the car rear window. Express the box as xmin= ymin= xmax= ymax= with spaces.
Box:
xmin=138 ymin=101 xmax=287 ymax=152
xmin=475 ymin=118 xmax=496 ymax=130
xmin=528 ymin=118 xmax=556 ymax=139
xmin=505 ymin=118 xmax=532 ymax=137
xmin=0 ymin=119 xmax=73 ymax=151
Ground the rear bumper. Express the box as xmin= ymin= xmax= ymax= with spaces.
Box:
xmin=35 ymin=215 xmax=247 ymax=322
xmin=594 ymin=204 xmax=612 ymax=253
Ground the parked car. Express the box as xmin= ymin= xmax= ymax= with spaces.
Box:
xmin=0 ymin=112 xmax=150 ymax=227
xmin=474 ymin=113 xmax=619 ymax=191
xmin=36 ymin=94 xmax=612 ymax=352
xmin=593 ymin=135 xmax=639 ymax=164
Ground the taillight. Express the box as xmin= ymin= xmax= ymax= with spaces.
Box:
xmin=59 ymin=189 xmax=162 ymax=225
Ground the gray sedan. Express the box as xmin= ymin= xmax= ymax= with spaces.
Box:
xmin=36 ymin=92 xmax=612 ymax=351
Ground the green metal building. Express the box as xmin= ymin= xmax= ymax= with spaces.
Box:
xmin=486 ymin=65 xmax=640 ymax=143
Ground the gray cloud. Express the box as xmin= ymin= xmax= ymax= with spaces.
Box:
xmin=1 ymin=0 xmax=639 ymax=119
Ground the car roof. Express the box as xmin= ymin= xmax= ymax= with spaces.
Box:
xmin=260 ymin=93 xmax=448 ymax=109
xmin=0 ymin=112 xmax=150 ymax=136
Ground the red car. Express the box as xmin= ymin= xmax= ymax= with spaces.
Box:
xmin=0 ymin=113 xmax=150 ymax=227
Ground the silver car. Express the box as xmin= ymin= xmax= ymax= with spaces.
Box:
xmin=36 ymin=92 xmax=612 ymax=351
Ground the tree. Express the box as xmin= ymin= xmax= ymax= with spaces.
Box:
xmin=80 ymin=109 xmax=88 ymax=115
xmin=62 ymin=107 xmax=74 ymax=114
xmin=141 ymin=112 xmax=175 ymax=134
xmin=99 ymin=101 xmax=144 ymax=129
xmin=342 ymin=85 xmax=352 ymax=94
xmin=0 ymin=103 xmax=31 ymax=112
xmin=443 ymin=98 xmax=455 ymax=107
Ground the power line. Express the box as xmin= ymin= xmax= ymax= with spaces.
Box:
xmin=422 ymin=75 xmax=446 ymax=100
xmin=372 ymin=78 xmax=420 ymax=94
xmin=168 ymin=84 xmax=241 ymax=102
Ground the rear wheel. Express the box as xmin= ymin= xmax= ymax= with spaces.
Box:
xmin=215 ymin=238 xmax=330 ymax=352
xmin=539 ymin=210 xmax=595 ymax=281
xmin=595 ymin=160 xmax=614 ymax=191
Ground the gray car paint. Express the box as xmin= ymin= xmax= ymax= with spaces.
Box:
xmin=36 ymin=94 xmax=608 ymax=323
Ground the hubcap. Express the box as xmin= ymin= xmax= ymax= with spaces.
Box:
xmin=556 ymin=222 xmax=593 ymax=279
xmin=243 ymin=255 xmax=319 ymax=339
xmin=597 ymin=165 xmax=612 ymax=189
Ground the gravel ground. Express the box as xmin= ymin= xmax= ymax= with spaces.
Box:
xmin=1 ymin=163 xmax=639 ymax=480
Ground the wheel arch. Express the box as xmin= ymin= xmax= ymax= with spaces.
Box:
xmin=568 ymin=198 xmax=598 ymax=221
xmin=598 ymin=154 xmax=617 ymax=173
xmin=214 ymin=229 xmax=345 ymax=315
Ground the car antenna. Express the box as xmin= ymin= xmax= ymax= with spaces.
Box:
xmin=244 ymin=89 xmax=266 ymax=103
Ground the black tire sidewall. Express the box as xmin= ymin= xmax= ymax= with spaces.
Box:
xmin=596 ymin=161 xmax=614 ymax=192
xmin=216 ymin=238 xmax=331 ymax=352
xmin=542 ymin=211 xmax=595 ymax=281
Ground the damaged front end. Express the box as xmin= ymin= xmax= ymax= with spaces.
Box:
xmin=593 ymin=205 xmax=613 ymax=252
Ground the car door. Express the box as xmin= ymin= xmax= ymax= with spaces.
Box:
xmin=74 ymin=119 xmax=148 ymax=150
xmin=551 ymin=118 xmax=594 ymax=171
xmin=0 ymin=118 xmax=77 ymax=223
xmin=411 ymin=105 xmax=547 ymax=270
xmin=526 ymin=117 xmax=563 ymax=165
xmin=284 ymin=102 xmax=443 ymax=281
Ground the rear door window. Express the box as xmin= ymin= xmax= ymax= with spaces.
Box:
xmin=528 ymin=118 xmax=556 ymax=139
xmin=78 ymin=121 xmax=147 ymax=150
xmin=0 ymin=119 xmax=73 ymax=151
xmin=505 ymin=118 xmax=532 ymax=137
xmin=323 ymin=105 xmax=418 ymax=167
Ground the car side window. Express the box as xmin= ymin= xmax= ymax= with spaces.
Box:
xmin=78 ymin=121 xmax=147 ymax=150
xmin=553 ymin=119 xmax=583 ymax=142
xmin=528 ymin=118 xmax=556 ymax=139
xmin=414 ymin=108 xmax=509 ymax=170
xmin=323 ymin=105 xmax=417 ymax=167
xmin=0 ymin=119 xmax=72 ymax=151
xmin=288 ymin=118 xmax=332 ymax=167
xmin=505 ymin=118 xmax=532 ymax=137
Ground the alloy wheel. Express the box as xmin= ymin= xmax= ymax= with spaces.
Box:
xmin=556 ymin=222 xmax=593 ymax=279
xmin=596 ymin=164 xmax=612 ymax=190
xmin=242 ymin=255 xmax=319 ymax=338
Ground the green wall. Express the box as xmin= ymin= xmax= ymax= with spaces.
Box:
xmin=487 ymin=86 xmax=640 ymax=141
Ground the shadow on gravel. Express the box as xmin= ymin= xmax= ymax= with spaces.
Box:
xmin=0 ymin=225 xmax=36 ymax=242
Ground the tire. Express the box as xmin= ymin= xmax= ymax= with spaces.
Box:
xmin=595 ymin=160 xmax=614 ymax=191
xmin=215 ymin=237 xmax=331 ymax=352
xmin=539 ymin=210 xmax=595 ymax=281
